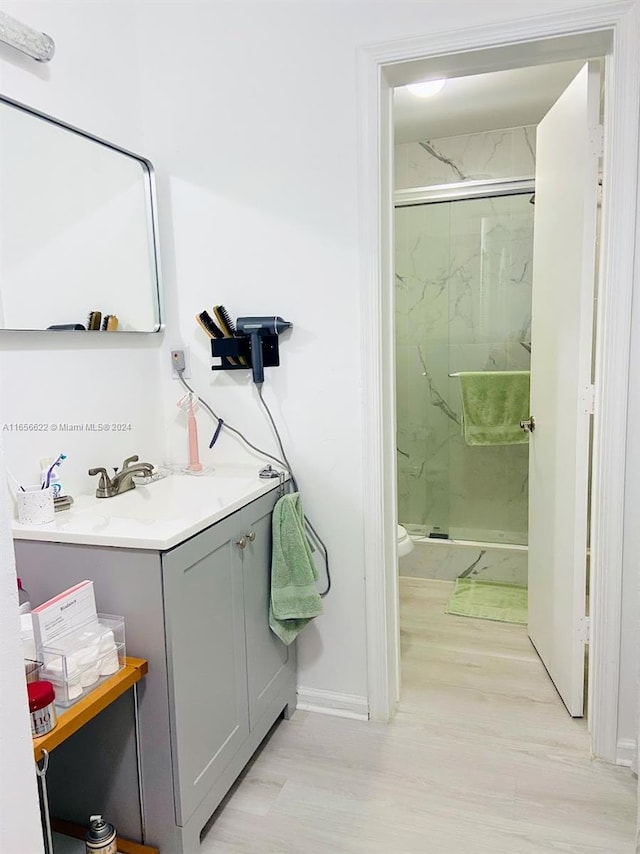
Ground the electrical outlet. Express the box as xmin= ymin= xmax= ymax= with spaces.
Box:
xmin=170 ymin=346 xmax=191 ymax=379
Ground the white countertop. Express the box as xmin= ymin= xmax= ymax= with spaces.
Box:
xmin=11 ymin=465 xmax=286 ymax=550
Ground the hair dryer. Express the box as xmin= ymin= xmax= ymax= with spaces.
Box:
xmin=236 ymin=316 xmax=292 ymax=384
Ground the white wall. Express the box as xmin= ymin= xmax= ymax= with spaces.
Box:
xmin=0 ymin=1 xmax=164 ymax=502
xmin=135 ymin=0 xmax=638 ymax=711
xmin=620 ymin=194 xmax=640 ymax=760
xmin=0 ymin=437 xmax=43 ymax=852
xmin=0 ymin=0 xmax=637 ymax=846
xmin=0 ymin=7 xmax=162 ymax=845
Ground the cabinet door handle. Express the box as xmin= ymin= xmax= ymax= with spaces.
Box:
xmin=235 ymin=537 xmax=247 ymax=550
xmin=246 ymin=531 xmax=256 ymax=542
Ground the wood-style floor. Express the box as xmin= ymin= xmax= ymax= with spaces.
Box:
xmin=201 ymin=577 xmax=636 ymax=853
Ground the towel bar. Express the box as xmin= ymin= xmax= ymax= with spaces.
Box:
xmin=449 ymin=370 xmax=531 ymax=377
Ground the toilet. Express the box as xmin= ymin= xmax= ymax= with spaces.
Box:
xmin=397 ymin=524 xmax=414 ymax=558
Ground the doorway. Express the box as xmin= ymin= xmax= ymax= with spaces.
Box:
xmin=358 ymin=8 xmax=640 ymax=765
xmin=394 ymin=59 xmax=599 ymax=720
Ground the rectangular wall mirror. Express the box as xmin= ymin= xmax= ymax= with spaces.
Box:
xmin=0 ymin=95 xmax=162 ymax=332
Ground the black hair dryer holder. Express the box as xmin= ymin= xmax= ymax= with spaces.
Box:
xmin=211 ymin=335 xmax=281 ymax=373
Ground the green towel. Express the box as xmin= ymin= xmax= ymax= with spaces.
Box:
xmin=458 ymin=371 xmax=530 ymax=446
xmin=269 ymin=492 xmax=323 ymax=645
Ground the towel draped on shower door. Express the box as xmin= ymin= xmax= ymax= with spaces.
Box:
xmin=457 ymin=371 xmax=531 ymax=446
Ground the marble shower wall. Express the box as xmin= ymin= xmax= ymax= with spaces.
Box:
xmin=395 ymin=127 xmax=535 ymax=545
xmin=400 ymin=540 xmax=528 ymax=586
xmin=395 ymin=126 xmax=536 ymax=189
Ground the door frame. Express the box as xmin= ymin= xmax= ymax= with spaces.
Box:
xmin=358 ymin=1 xmax=640 ymax=764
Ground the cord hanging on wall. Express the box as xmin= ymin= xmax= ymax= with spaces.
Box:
xmin=193 ymin=310 xmax=330 ymax=596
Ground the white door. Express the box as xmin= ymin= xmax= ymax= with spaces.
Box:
xmin=527 ymin=63 xmax=600 ymax=716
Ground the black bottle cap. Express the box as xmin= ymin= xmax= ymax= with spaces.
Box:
xmin=86 ymin=815 xmax=115 ymax=843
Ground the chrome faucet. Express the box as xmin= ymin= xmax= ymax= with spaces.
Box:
xmin=88 ymin=455 xmax=155 ymax=498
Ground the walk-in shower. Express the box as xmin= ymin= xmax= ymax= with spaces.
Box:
xmin=395 ymin=179 xmax=534 ymax=583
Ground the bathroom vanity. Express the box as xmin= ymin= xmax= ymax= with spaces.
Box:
xmin=13 ymin=468 xmax=297 ymax=854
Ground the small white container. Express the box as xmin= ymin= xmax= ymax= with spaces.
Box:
xmin=98 ymin=630 xmax=120 ymax=676
xmin=45 ymin=653 xmax=82 ymax=699
xmin=40 ymin=615 xmax=125 ymax=707
xmin=76 ymin=644 xmax=101 ymax=687
xmin=17 ymin=485 xmax=55 ymax=525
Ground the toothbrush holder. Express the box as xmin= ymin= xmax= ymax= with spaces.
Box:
xmin=17 ymin=485 xmax=55 ymax=525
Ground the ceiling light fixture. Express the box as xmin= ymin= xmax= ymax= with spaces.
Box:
xmin=406 ymin=79 xmax=447 ymax=98
xmin=0 ymin=11 xmax=55 ymax=62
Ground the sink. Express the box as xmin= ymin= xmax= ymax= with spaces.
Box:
xmin=12 ymin=465 xmax=286 ymax=550
xmin=76 ymin=471 xmax=258 ymax=522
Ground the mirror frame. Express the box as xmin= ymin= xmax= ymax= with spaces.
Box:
xmin=0 ymin=93 xmax=164 ymax=333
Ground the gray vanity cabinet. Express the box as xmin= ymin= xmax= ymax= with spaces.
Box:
xmin=162 ymin=490 xmax=294 ymax=827
xmin=14 ymin=484 xmax=297 ymax=854
xmin=162 ymin=511 xmax=250 ymax=825
xmin=242 ymin=495 xmax=291 ymax=729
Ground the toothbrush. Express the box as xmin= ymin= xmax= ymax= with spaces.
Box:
xmin=187 ymin=396 xmax=202 ymax=472
xmin=177 ymin=394 xmax=203 ymax=473
xmin=43 ymin=453 xmax=66 ymax=489
xmin=6 ymin=469 xmax=24 ymax=493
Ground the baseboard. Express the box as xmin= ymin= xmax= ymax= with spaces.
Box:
xmin=616 ymin=738 xmax=637 ymax=770
xmin=296 ymin=687 xmax=369 ymax=720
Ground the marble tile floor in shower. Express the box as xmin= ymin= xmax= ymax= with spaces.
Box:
xmin=201 ymin=578 xmax=636 ymax=853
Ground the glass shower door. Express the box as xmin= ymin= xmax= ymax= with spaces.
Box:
xmin=395 ymin=192 xmax=534 ymax=545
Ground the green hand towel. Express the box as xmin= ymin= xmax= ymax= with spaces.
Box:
xmin=458 ymin=371 xmax=530 ymax=446
xmin=269 ymin=492 xmax=323 ymax=645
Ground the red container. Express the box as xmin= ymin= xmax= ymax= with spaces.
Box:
xmin=28 ymin=680 xmax=57 ymax=737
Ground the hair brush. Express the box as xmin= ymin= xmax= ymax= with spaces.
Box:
xmin=87 ymin=310 xmax=102 ymax=330
xmin=196 ymin=310 xmax=223 ymax=339
xmin=196 ymin=310 xmax=238 ymax=365
xmin=102 ymin=314 xmax=119 ymax=331
xmin=212 ymin=305 xmax=235 ymax=337
xmin=213 ymin=305 xmax=247 ymax=365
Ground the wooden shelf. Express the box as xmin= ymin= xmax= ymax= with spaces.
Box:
xmin=33 ymin=656 xmax=148 ymax=763
xmin=51 ymin=818 xmax=159 ymax=854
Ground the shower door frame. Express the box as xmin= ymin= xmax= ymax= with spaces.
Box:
xmin=395 ymin=177 xmax=535 ymax=207
xmin=395 ymin=177 xmax=536 ymax=543
xmin=358 ymin=5 xmax=640 ymax=766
